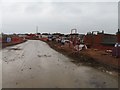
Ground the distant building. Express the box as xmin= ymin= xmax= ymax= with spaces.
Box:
xmin=42 ymin=33 xmax=49 ymax=38
xmin=52 ymin=33 xmax=64 ymax=38
xmin=25 ymin=34 xmax=37 ymax=39
xmin=84 ymin=31 xmax=117 ymax=50
xmin=18 ymin=34 xmax=27 ymax=38
xmin=36 ymin=33 xmax=41 ymax=39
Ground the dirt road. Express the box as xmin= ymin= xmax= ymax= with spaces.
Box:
xmin=2 ymin=40 xmax=118 ymax=88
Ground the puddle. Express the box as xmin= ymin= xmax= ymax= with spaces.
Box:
xmin=37 ymin=54 xmax=51 ymax=57
xmin=8 ymin=48 xmax=22 ymax=50
xmin=4 ymin=59 xmax=15 ymax=63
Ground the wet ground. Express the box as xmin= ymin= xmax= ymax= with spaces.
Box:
xmin=2 ymin=40 xmax=118 ymax=88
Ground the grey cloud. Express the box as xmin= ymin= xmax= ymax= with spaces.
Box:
xmin=2 ymin=2 xmax=118 ymax=34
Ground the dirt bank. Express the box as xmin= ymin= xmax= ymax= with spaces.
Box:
xmin=2 ymin=40 xmax=27 ymax=48
xmin=46 ymin=41 xmax=119 ymax=76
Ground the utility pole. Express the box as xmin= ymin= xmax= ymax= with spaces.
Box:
xmin=36 ymin=26 xmax=38 ymax=35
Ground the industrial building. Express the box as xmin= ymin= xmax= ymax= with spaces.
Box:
xmin=84 ymin=31 xmax=117 ymax=50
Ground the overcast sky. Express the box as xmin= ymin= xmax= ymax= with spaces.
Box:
xmin=0 ymin=0 xmax=119 ymax=34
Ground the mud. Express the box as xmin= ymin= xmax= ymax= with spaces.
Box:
xmin=2 ymin=40 xmax=118 ymax=88
xmin=8 ymin=48 xmax=22 ymax=51
xmin=2 ymin=40 xmax=27 ymax=48
xmin=46 ymin=41 xmax=119 ymax=76
xmin=37 ymin=54 xmax=51 ymax=57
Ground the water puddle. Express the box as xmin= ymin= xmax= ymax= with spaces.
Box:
xmin=37 ymin=54 xmax=51 ymax=57
xmin=8 ymin=47 xmax=22 ymax=51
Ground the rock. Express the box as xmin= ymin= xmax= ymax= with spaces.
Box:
xmin=102 ymin=70 xmax=105 ymax=72
xmin=38 ymin=55 xmax=41 ymax=57
xmin=94 ymin=49 xmax=98 ymax=51
xmin=71 ymin=60 xmax=75 ymax=62
xmin=16 ymin=82 xmax=18 ymax=85
xmin=106 ymin=71 xmax=109 ymax=73
xmin=109 ymin=72 xmax=112 ymax=75
xmin=103 ymin=82 xmax=106 ymax=84
xmin=44 ymin=55 xmax=47 ymax=57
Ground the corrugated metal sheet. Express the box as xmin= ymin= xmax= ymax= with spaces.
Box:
xmin=102 ymin=34 xmax=117 ymax=44
xmin=84 ymin=33 xmax=117 ymax=50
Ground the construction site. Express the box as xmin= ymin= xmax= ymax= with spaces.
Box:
xmin=0 ymin=1 xmax=119 ymax=89
xmin=1 ymin=28 xmax=119 ymax=88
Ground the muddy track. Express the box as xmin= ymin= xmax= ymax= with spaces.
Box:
xmin=2 ymin=40 xmax=118 ymax=88
xmin=46 ymin=41 xmax=119 ymax=75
